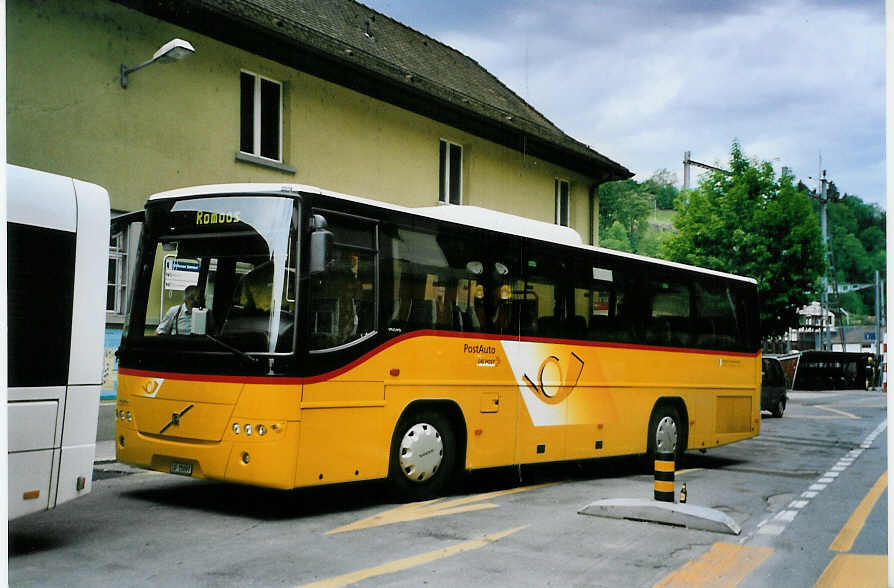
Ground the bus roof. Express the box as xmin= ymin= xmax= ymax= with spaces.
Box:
xmin=147 ymin=183 xmax=756 ymax=285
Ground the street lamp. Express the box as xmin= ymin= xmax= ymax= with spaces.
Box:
xmin=120 ymin=38 xmax=195 ymax=89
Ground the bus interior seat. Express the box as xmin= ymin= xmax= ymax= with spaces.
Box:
xmin=566 ymin=315 xmax=587 ymax=340
xmin=408 ymin=298 xmax=434 ymax=330
xmin=459 ymin=310 xmax=480 ymax=332
xmin=535 ymin=315 xmax=559 ymax=338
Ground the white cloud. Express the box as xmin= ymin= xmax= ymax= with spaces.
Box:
xmin=366 ymin=0 xmax=885 ymax=205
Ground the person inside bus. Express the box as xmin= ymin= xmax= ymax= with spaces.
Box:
xmin=157 ymin=285 xmax=202 ymax=335
xmin=333 ymin=255 xmax=361 ymax=345
xmin=432 ymin=280 xmax=457 ymax=330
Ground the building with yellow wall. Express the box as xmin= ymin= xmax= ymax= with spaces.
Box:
xmin=7 ymin=0 xmax=631 ymax=399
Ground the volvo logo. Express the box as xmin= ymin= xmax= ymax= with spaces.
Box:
xmin=160 ymin=404 xmax=194 ymax=434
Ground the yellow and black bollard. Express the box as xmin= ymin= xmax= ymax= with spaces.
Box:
xmin=654 ymin=451 xmax=675 ymax=502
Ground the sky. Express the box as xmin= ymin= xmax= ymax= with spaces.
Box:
xmin=361 ymin=0 xmax=885 ymax=208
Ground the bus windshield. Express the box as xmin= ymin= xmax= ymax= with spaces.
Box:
xmin=138 ymin=196 xmax=297 ymax=354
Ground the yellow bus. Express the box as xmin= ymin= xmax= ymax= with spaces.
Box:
xmin=116 ymin=184 xmax=760 ymax=499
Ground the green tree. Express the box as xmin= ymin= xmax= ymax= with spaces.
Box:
xmin=599 ymin=220 xmax=632 ymax=252
xmin=823 ymin=192 xmax=886 ymax=316
xmin=642 ymin=169 xmax=679 ymax=210
xmin=598 ymin=179 xmax=654 ymax=254
xmin=662 ymin=142 xmax=823 ymax=338
xmin=598 ymin=179 xmax=637 ymax=231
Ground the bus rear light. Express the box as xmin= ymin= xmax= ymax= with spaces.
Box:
xmin=233 ymin=423 xmax=241 ymax=435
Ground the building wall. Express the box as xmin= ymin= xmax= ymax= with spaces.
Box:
xmin=7 ymin=0 xmax=599 ymax=240
xmin=8 ymin=0 xmax=605 ymax=401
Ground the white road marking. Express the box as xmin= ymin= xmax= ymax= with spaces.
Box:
xmin=746 ymin=417 xmax=887 ymax=544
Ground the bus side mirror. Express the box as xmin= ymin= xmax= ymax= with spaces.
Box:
xmin=309 ymin=215 xmax=333 ymax=275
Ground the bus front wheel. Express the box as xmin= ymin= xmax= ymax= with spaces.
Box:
xmin=388 ymin=410 xmax=457 ymax=501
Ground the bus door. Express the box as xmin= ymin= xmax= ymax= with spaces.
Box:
xmin=297 ymin=211 xmax=386 ymax=485
xmin=512 ymin=241 xmax=573 ymax=463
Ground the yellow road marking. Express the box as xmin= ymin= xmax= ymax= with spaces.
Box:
xmin=814 ymin=405 xmax=860 ymax=419
xmin=297 ymin=526 xmax=527 ymax=588
xmin=675 ymin=468 xmax=703 ymax=476
xmin=829 ymin=470 xmax=887 ymax=552
xmin=652 ymin=542 xmax=773 ymax=588
xmin=815 ymin=554 xmax=887 ymax=587
xmin=325 ymin=483 xmax=553 ymax=534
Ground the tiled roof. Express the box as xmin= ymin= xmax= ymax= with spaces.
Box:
xmin=119 ymin=0 xmax=632 ymax=181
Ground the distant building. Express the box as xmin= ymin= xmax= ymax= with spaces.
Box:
xmin=785 ymin=301 xmax=878 ymax=353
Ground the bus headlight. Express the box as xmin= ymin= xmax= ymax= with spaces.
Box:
xmin=126 ymin=411 xmax=132 ymax=422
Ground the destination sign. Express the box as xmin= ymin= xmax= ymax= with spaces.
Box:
xmin=195 ymin=210 xmax=241 ymax=225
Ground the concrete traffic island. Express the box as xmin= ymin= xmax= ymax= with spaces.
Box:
xmin=578 ymin=498 xmax=741 ymax=535
xmin=578 ymin=450 xmax=740 ymax=535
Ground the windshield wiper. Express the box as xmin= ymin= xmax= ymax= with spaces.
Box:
xmin=198 ymin=333 xmax=262 ymax=367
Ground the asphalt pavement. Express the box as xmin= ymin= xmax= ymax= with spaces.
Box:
xmin=14 ymin=388 xmax=885 ymax=587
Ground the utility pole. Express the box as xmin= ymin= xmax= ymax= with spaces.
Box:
xmin=810 ymin=170 xmax=831 ymax=351
xmin=683 ymin=151 xmax=729 ymax=191
xmin=875 ymin=270 xmax=882 ymax=357
xmin=820 ymin=171 xmax=829 ymax=350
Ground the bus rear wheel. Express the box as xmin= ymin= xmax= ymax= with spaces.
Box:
xmin=388 ymin=410 xmax=456 ymax=501
xmin=647 ymin=404 xmax=683 ymax=465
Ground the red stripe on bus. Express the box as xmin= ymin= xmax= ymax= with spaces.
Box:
xmin=117 ymin=330 xmax=759 ymax=385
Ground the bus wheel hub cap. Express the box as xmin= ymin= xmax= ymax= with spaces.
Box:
xmin=656 ymin=416 xmax=677 ymax=452
xmin=399 ymin=422 xmax=443 ymax=482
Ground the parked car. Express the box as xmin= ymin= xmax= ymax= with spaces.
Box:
xmin=762 ymin=356 xmax=788 ymax=418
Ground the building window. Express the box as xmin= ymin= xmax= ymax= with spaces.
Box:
xmin=555 ymin=179 xmax=570 ymax=226
xmin=240 ymin=71 xmax=282 ymax=161
xmin=108 ymin=231 xmax=127 ymax=314
xmin=439 ymin=139 xmax=462 ymax=205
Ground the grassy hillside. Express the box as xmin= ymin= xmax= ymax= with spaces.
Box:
xmin=649 ymin=208 xmax=675 ymax=231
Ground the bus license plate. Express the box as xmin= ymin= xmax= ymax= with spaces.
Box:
xmin=170 ymin=462 xmax=193 ymax=476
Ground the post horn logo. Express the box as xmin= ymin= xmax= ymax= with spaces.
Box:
xmin=139 ymin=378 xmax=164 ymax=398
xmin=523 ymin=352 xmax=584 ymax=405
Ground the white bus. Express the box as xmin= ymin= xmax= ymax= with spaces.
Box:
xmin=7 ymin=164 xmax=109 ymax=519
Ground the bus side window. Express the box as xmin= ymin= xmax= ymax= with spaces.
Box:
xmin=522 ymin=242 xmax=569 ymax=339
xmin=693 ymin=281 xmax=738 ymax=350
xmin=645 ymin=275 xmax=691 ymax=348
xmin=389 ymin=225 xmax=510 ymax=335
xmin=308 ymin=216 xmax=377 ymax=350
